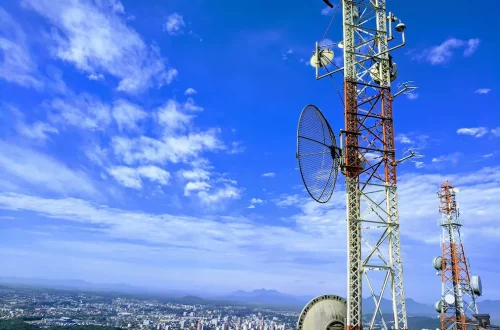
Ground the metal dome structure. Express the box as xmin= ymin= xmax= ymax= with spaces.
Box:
xmin=297 ymin=295 xmax=347 ymax=330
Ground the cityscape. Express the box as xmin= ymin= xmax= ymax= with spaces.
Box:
xmin=0 ymin=285 xmax=298 ymax=330
xmin=0 ymin=284 xmax=446 ymax=330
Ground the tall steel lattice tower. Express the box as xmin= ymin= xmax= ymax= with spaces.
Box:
xmin=341 ymin=2 xmax=408 ymax=330
xmin=433 ymin=181 xmax=482 ymax=330
xmin=296 ymin=0 xmax=419 ymax=329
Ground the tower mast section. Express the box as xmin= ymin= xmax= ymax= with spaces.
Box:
xmin=341 ymin=1 xmax=407 ymax=330
xmin=436 ymin=181 xmax=480 ymax=330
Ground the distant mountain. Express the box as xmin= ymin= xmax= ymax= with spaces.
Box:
xmin=477 ymin=300 xmax=500 ymax=319
xmin=223 ymin=290 xmax=436 ymax=316
xmin=362 ymin=297 xmax=435 ymax=317
xmin=225 ymin=289 xmax=311 ymax=307
xmin=0 ymin=276 xmax=212 ymax=299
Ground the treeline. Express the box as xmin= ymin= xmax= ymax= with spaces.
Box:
xmin=0 ymin=319 xmax=122 ymax=330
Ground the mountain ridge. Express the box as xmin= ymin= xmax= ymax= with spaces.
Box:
xmin=1 ymin=277 xmax=498 ymax=318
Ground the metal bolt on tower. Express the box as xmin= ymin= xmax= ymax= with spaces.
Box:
xmin=303 ymin=0 xmax=416 ymax=329
xmin=432 ymin=181 xmax=482 ymax=330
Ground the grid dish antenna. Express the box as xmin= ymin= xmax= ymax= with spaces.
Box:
xmin=296 ymin=104 xmax=341 ymax=203
xmin=297 ymin=295 xmax=347 ymax=330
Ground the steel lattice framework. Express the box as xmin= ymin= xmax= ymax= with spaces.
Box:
xmin=437 ymin=181 xmax=478 ymax=330
xmin=313 ymin=0 xmax=410 ymax=329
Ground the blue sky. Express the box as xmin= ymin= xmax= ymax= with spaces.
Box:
xmin=0 ymin=0 xmax=499 ymax=305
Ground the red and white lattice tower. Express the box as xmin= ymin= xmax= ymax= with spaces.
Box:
xmin=433 ymin=181 xmax=482 ymax=330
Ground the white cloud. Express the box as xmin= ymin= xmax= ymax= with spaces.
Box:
xmin=262 ymin=172 xmax=276 ymax=177
xmin=108 ymin=166 xmax=142 ymax=189
xmin=475 ymin=88 xmax=491 ymax=95
xmin=197 ymin=184 xmax=241 ymax=207
xmin=112 ymin=99 xmax=148 ymax=131
xmin=247 ymin=204 xmax=255 ymax=209
xmin=22 ymin=0 xmax=176 ymax=93
xmin=396 ymin=134 xmax=413 ymax=144
xmin=178 ymin=169 xmax=211 ymax=181
xmin=456 ymin=127 xmax=488 ymax=138
xmin=17 ymin=121 xmax=59 ymax=142
xmin=464 ymin=38 xmax=480 ymax=56
xmin=112 ymin=127 xmax=223 ymax=166
xmin=228 ymin=141 xmax=245 ymax=154
xmin=0 ymin=8 xmax=42 ymax=89
xmin=492 ymin=127 xmax=500 ymax=137
xmin=108 ymin=165 xmax=170 ymax=189
xmin=87 ymin=73 xmax=105 ymax=81
xmin=185 ymin=88 xmax=197 ymax=95
xmin=6 ymin=104 xmax=59 ymax=142
xmin=406 ymin=93 xmax=419 ymax=100
xmin=163 ymin=13 xmax=185 ymax=36
xmin=184 ymin=181 xmax=211 ymax=196
xmin=112 ymin=96 xmax=226 ymax=164
xmin=414 ymin=161 xmax=424 ymax=169
xmin=156 ymin=99 xmax=194 ymax=133
xmin=183 ymin=98 xmax=203 ymax=112
xmin=47 ymin=93 xmax=112 ymax=131
xmin=321 ymin=6 xmax=335 ymax=16
xmin=1 ymin=165 xmax=500 ymax=298
xmin=431 ymin=152 xmax=462 ymax=164
xmin=250 ymin=198 xmax=264 ymax=204
xmin=84 ymin=144 xmax=109 ymax=167
xmin=409 ymin=37 xmax=480 ymax=65
xmin=0 ymin=141 xmax=98 ymax=197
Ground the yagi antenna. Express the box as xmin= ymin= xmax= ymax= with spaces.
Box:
xmin=394 ymin=80 xmax=418 ymax=98
xmin=395 ymin=148 xmax=424 ymax=165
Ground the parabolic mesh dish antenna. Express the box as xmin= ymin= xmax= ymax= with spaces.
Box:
xmin=297 ymin=295 xmax=347 ymax=330
xmin=296 ymin=104 xmax=340 ymax=203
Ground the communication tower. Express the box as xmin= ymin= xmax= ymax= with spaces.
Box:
xmin=296 ymin=1 xmax=418 ymax=329
xmin=432 ymin=181 xmax=482 ymax=330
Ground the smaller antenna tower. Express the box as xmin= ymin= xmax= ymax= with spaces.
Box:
xmin=432 ymin=181 xmax=482 ymax=330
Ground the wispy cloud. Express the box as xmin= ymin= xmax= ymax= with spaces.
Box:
xmin=185 ymin=88 xmax=197 ymax=96
xmin=108 ymin=165 xmax=171 ymax=189
xmin=163 ymin=13 xmax=185 ymax=36
xmin=475 ymin=88 xmax=491 ymax=95
xmin=396 ymin=134 xmax=413 ymax=144
xmin=408 ymin=37 xmax=480 ymax=65
xmin=228 ymin=141 xmax=245 ymax=154
xmin=0 ymin=8 xmax=42 ymax=89
xmin=262 ymin=172 xmax=276 ymax=177
xmin=456 ymin=127 xmax=488 ymax=138
xmin=0 ymin=141 xmax=99 ymax=198
xmin=321 ymin=6 xmax=335 ymax=16
xmin=431 ymin=152 xmax=462 ymax=165
xmin=22 ymin=0 xmax=177 ymax=93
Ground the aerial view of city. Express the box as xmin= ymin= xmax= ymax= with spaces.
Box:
xmin=0 ymin=0 xmax=498 ymax=329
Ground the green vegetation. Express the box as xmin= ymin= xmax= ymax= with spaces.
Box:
xmin=0 ymin=319 xmax=37 ymax=330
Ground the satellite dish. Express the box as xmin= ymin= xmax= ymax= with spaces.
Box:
xmin=338 ymin=41 xmax=344 ymax=49
xmin=297 ymin=295 xmax=347 ymax=330
xmin=453 ymin=187 xmax=460 ymax=193
xmin=369 ymin=58 xmax=398 ymax=84
xmin=471 ymin=276 xmax=482 ymax=296
xmin=444 ymin=294 xmax=455 ymax=305
xmin=432 ymin=256 xmax=443 ymax=271
xmin=296 ymin=105 xmax=341 ymax=203
xmin=310 ymin=49 xmax=334 ymax=68
xmin=435 ymin=301 xmax=447 ymax=313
